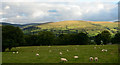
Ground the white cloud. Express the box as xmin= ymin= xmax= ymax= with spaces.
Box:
xmin=0 ymin=2 xmax=118 ymax=24
xmin=4 ymin=6 xmax=10 ymax=9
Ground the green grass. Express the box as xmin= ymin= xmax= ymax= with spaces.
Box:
xmin=2 ymin=45 xmax=118 ymax=63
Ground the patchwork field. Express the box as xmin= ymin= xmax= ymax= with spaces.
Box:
xmin=22 ymin=20 xmax=119 ymax=36
xmin=2 ymin=45 xmax=118 ymax=63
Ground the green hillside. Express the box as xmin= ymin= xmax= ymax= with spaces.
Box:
xmin=22 ymin=20 xmax=119 ymax=36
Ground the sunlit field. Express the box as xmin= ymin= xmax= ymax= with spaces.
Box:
xmin=2 ymin=45 xmax=118 ymax=63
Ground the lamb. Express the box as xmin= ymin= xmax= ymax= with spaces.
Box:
xmin=89 ymin=57 xmax=93 ymax=61
xmin=61 ymin=58 xmax=68 ymax=62
xmin=95 ymin=57 xmax=98 ymax=61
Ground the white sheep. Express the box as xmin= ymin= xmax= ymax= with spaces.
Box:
xmin=95 ymin=57 xmax=98 ymax=61
xmin=61 ymin=58 xmax=68 ymax=62
xmin=36 ymin=53 xmax=39 ymax=56
xmin=102 ymin=49 xmax=105 ymax=52
xmin=67 ymin=49 xmax=69 ymax=52
xmin=89 ymin=57 xmax=93 ymax=61
xmin=104 ymin=49 xmax=107 ymax=52
xmin=94 ymin=47 xmax=96 ymax=49
xmin=74 ymin=56 xmax=79 ymax=59
xmin=16 ymin=51 xmax=18 ymax=54
xmin=60 ymin=52 xmax=62 ymax=55
xmin=13 ymin=52 xmax=15 ymax=54
xmin=102 ymin=49 xmax=107 ymax=52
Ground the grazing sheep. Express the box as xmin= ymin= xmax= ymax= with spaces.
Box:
xmin=74 ymin=56 xmax=79 ymax=59
xmin=13 ymin=52 xmax=15 ymax=54
xmin=102 ymin=49 xmax=107 ymax=52
xmin=60 ymin=52 xmax=62 ymax=55
xmin=104 ymin=49 xmax=107 ymax=52
xmin=36 ymin=53 xmax=39 ymax=56
xmin=16 ymin=51 xmax=18 ymax=54
xmin=61 ymin=58 xmax=68 ymax=62
xmin=95 ymin=57 xmax=98 ymax=61
xmin=67 ymin=49 xmax=69 ymax=52
xmin=89 ymin=57 xmax=93 ymax=61
xmin=102 ymin=49 xmax=105 ymax=52
xmin=94 ymin=47 xmax=96 ymax=49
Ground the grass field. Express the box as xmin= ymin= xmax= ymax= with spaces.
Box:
xmin=2 ymin=45 xmax=118 ymax=63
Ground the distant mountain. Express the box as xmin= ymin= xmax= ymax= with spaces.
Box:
xmin=0 ymin=22 xmax=53 ymax=28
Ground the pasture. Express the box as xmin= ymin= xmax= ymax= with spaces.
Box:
xmin=2 ymin=45 xmax=118 ymax=63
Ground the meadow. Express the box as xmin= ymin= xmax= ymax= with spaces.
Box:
xmin=2 ymin=45 xmax=118 ymax=63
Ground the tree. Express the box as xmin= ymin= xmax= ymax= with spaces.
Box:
xmin=24 ymin=35 xmax=38 ymax=46
xmin=94 ymin=34 xmax=102 ymax=45
xmin=111 ymin=32 xmax=120 ymax=44
xmin=76 ymin=32 xmax=90 ymax=45
xmin=101 ymin=30 xmax=111 ymax=44
xmin=37 ymin=31 xmax=55 ymax=45
xmin=2 ymin=25 xmax=24 ymax=51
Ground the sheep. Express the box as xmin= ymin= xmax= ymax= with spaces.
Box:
xmin=16 ymin=51 xmax=18 ymax=54
xmin=36 ymin=53 xmax=39 ymax=56
xmin=67 ymin=49 xmax=69 ymax=52
xmin=61 ymin=58 xmax=68 ymax=62
xmin=102 ymin=49 xmax=107 ymax=52
xmin=102 ymin=49 xmax=105 ymax=52
xmin=13 ymin=52 xmax=15 ymax=54
xmin=89 ymin=57 xmax=93 ymax=61
xmin=95 ymin=57 xmax=98 ymax=61
xmin=74 ymin=56 xmax=79 ymax=59
xmin=94 ymin=47 xmax=96 ymax=49
xmin=60 ymin=52 xmax=62 ymax=55
xmin=104 ymin=49 xmax=107 ymax=52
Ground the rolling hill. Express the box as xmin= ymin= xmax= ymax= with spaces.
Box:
xmin=1 ymin=20 xmax=119 ymax=36
xmin=22 ymin=20 xmax=119 ymax=36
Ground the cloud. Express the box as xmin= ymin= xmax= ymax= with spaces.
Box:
xmin=0 ymin=2 xmax=118 ymax=24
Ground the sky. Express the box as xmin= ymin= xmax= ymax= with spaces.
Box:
xmin=0 ymin=0 xmax=119 ymax=24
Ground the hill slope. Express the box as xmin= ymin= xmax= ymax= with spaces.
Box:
xmin=24 ymin=20 xmax=118 ymax=36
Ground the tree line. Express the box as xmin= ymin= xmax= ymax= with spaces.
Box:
xmin=2 ymin=25 xmax=120 ymax=52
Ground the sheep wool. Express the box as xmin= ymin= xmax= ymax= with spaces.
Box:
xmin=74 ymin=56 xmax=79 ymax=59
xmin=95 ymin=57 xmax=98 ymax=61
xmin=60 ymin=52 xmax=62 ymax=55
xmin=36 ymin=53 xmax=39 ymax=56
xmin=16 ymin=51 xmax=18 ymax=54
xmin=61 ymin=58 xmax=68 ymax=62
xmin=13 ymin=52 xmax=15 ymax=54
xmin=89 ymin=57 xmax=93 ymax=61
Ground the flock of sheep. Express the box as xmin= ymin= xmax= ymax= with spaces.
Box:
xmin=12 ymin=45 xmax=108 ymax=63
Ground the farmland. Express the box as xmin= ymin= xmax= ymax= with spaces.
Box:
xmin=2 ymin=45 xmax=118 ymax=63
xmin=22 ymin=20 xmax=119 ymax=36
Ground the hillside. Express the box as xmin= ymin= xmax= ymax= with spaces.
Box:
xmin=22 ymin=20 xmax=118 ymax=36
